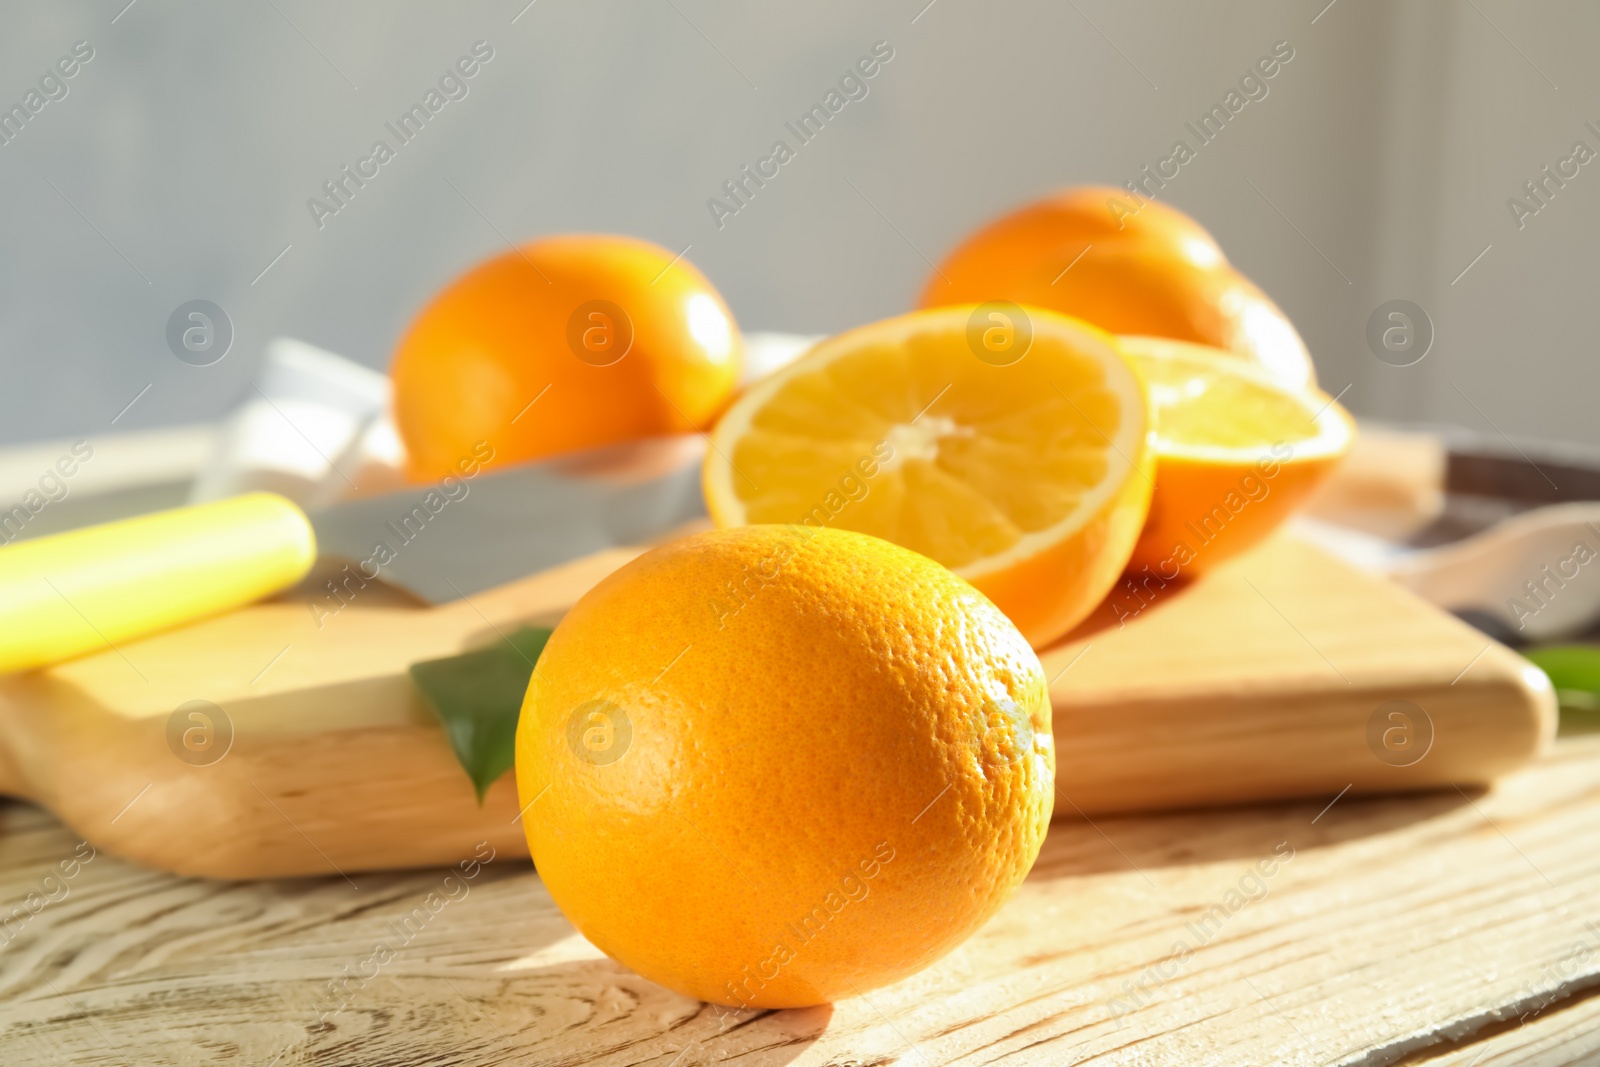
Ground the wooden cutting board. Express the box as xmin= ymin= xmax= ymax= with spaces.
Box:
xmin=0 ymin=534 xmax=1553 ymax=879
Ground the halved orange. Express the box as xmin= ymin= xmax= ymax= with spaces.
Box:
xmin=703 ymin=305 xmax=1153 ymax=649
xmin=1121 ymin=335 xmax=1354 ymax=578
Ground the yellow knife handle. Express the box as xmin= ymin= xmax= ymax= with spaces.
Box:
xmin=0 ymin=492 xmax=316 ymax=673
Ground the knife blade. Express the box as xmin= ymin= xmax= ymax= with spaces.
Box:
xmin=308 ymin=434 xmax=710 ymax=603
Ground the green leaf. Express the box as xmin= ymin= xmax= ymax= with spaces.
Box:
xmin=1522 ymin=644 xmax=1600 ymax=694
xmin=410 ymin=626 xmax=553 ymax=803
xmin=1521 ymin=645 xmax=1600 ymax=723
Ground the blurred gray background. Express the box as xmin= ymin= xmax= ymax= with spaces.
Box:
xmin=1 ymin=0 xmax=1594 ymax=447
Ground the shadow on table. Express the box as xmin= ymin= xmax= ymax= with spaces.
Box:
xmin=1033 ymin=784 xmax=1476 ymax=880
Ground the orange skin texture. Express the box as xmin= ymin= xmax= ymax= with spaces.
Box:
xmin=1127 ymin=448 xmax=1345 ymax=578
xmin=514 ymin=526 xmax=1055 ymax=1008
xmin=391 ymin=234 xmax=741 ymax=481
xmin=917 ymin=186 xmax=1315 ymax=387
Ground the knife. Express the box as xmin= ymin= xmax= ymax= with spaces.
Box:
xmin=310 ymin=434 xmax=708 ymax=603
xmin=0 ymin=435 xmax=709 ymax=673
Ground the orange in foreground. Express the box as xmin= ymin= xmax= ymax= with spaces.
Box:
xmin=391 ymin=234 xmax=741 ymax=481
xmin=1121 ymin=335 xmax=1354 ymax=578
xmin=918 ymin=186 xmax=1316 ymax=389
xmin=515 ymin=526 xmax=1055 ymax=1008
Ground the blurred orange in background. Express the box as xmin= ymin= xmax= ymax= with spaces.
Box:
xmin=391 ymin=234 xmax=742 ymax=480
xmin=918 ymin=186 xmax=1316 ymax=389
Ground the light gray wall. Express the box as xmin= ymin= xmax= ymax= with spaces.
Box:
xmin=0 ymin=1 xmax=1592 ymax=448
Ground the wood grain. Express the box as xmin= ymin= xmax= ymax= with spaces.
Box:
xmin=4 ymin=737 xmax=1600 ymax=1065
xmin=0 ymin=535 xmax=1555 ymax=879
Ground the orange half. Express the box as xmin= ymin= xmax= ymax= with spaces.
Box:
xmin=704 ymin=306 xmax=1154 ymax=648
xmin=1121 ymin=335 xmax=1354 ymax=578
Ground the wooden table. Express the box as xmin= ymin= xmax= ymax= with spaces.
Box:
xmin=3 ymin=735 xmax=1599 ymax=1066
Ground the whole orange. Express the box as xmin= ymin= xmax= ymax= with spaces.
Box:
xmin=514 ymin=526 xmax=1055 ymax=1008
xmin=917 ymin=186 xmax=1315 ymax=388
xmin=391 ymin=234 xmax=741 ymax=480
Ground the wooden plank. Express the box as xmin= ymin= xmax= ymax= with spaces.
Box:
xmin=0 ymin=535 xmax=1554 ymax=879
xmin=4 ymin=738 xmax=1600 ymax=1065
